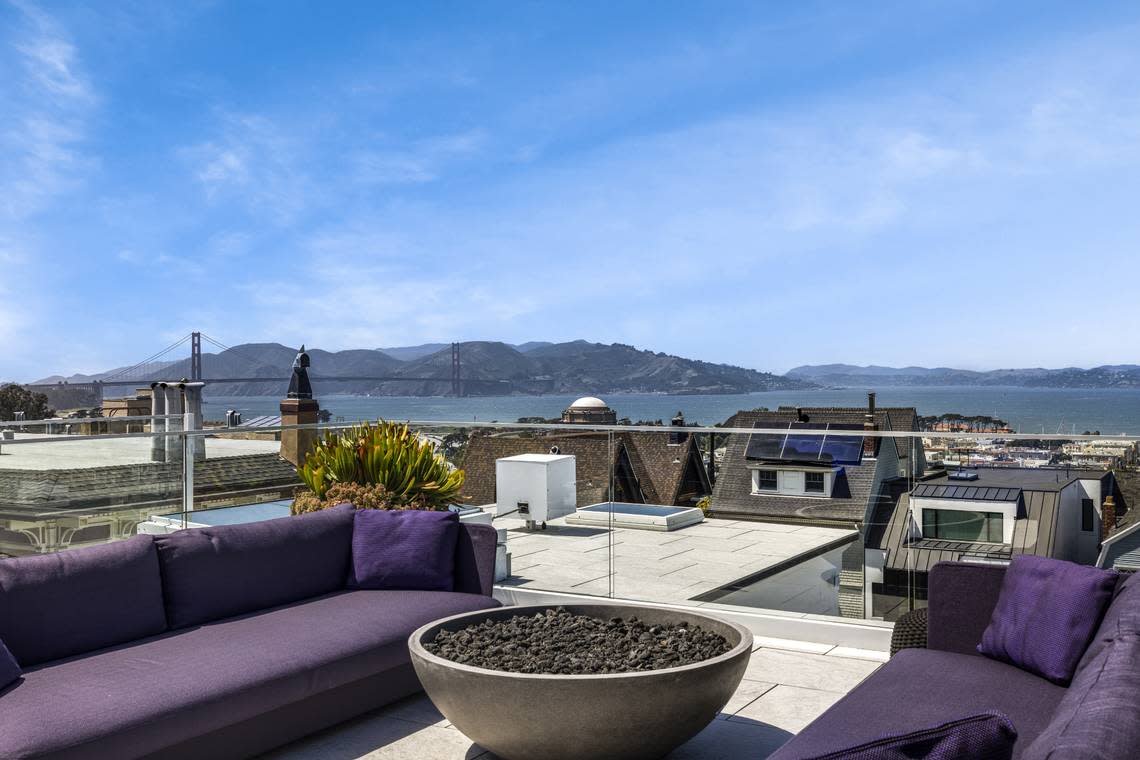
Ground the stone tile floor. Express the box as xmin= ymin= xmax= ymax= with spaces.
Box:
xmin=495 ymin=515 xmax=857 ymax=611
xmin=262 ymin=638 xmax=886 ymax=760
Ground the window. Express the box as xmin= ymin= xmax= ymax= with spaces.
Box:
xmin=754 ymin=470 xmax=777 ymax=492
xmin=1082 ymin=498 xmax=1094 ymax=532
xmin=922 ymin=509 xmax=1004 ymax=543
xmin=805 ymin=471 xmax=825 ymax=493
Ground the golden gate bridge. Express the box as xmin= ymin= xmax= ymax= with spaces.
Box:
xmin=26 ymin=331 xmax=474 ymax=401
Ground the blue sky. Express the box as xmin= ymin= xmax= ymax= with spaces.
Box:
xmin=3 ymin=1 xmax=1140 ymax=381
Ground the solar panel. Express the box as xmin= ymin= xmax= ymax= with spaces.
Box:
xmin=745 ymin=422 xmax=865 ymax=465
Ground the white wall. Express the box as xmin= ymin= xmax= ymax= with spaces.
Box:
xmin=750 ymin=467 xmax=835 ymax=497
xmin=910 ymin=497 xmax=1017 ymax=544
xmin=1055 ymin=480 xmax=1102 ymax=564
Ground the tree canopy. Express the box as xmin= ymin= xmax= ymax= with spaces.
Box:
xmin=0 ymin=384 xmax=54 ymax=421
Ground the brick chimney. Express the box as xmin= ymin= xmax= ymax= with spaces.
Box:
xmin=863 ymin=392 xmax=878 ymax=458
xmin=1102 ymin=494 xmax=1117 ymax=543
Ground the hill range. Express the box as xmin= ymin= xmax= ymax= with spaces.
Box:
xmin=787 ymin=363 xmax=1140 ymax=389
xmin=34 ymin=340 xmax=810 ymax=397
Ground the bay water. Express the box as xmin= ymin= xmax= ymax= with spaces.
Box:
xmin=204 ymin=387 xmax=1140 ymax=435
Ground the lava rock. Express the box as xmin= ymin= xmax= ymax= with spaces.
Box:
xmin=424 ymin=608 xmax=731 ymax=674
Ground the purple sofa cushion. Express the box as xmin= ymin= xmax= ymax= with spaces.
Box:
xmin=0 ymin=535 xmax=167 ymax=666
xmin=1021 ymin=633 xmax=1140 ymax=760
xmin=0 ymin=638 xmax=20 ymax=692
xmin=155 ymin=504 xmax=355 ymax=628
xmin=768 ymin=649 xmax=1065 ymax=760
xmin=453 ymin=522 xmax=498 ymax=596
xmin=978 ymin=555 xmax=1117 ymax=685
xmin=927 ymin=562 xmax=1009 ymax=656
xmin=802 ymin=712 xmax=1016 ymax=760
xmin=0 ymin=589 xmax=499 ymax=759
xmin=1076 ymin=569 xmax=1138 ymax=670
xmin=351 ymin=509 xmax=459 ymax=591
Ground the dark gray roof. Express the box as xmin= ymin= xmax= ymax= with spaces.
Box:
xmin=911 ymin=483 xmax=1022 ymax=502
xmin=776 ymin=406 xmax=921 ymax=465
xmin=878 ymin=489 xmax=1061 ymax=573
xmin=713 ymin=409 xmax=885 ymax=524
xmin=920 ymin=468 xmax=1106 ymax=492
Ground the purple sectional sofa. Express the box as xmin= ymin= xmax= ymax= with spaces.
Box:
xmin=769 ymin=561 xmax=1140 ymax=760
xmin=0 ymin=504 xmax=501 ymax=760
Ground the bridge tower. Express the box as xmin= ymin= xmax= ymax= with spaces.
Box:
xmin=450 ymin=342 xmax=463 ymax=397
xmin=190 ymin=332 xmax=202 ymax=381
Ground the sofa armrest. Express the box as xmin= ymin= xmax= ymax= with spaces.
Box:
xmin=926 ymin=561 xmax=1007 ymax=655
xmin=453 ymin=523 xmax=497 ymax=596
xmin=889 ymin=607 xmax=928 ymax=657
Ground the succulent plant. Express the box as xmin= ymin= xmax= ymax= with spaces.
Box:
xmin=293 ymin=420 xmax=464 ymax=514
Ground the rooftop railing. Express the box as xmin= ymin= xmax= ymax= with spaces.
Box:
xmin=2 ymin=414 xmax=1136 ymax=626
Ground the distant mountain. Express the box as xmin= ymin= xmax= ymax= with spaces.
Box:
xmin=37 ymin=341 xmax=811 ymax=397
xmin=513 ymin=341 xmax=554 ymax=353
xmin=377 ymin=343 xmax=449 ymax=362
xmin=379 ymin=341 xmax=554 ymax=361
xmin=787 ymin=363 xmax=1140 ymax=389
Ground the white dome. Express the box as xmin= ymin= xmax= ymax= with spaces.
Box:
xmin=570 ymin=396 xmax=608 ymax=409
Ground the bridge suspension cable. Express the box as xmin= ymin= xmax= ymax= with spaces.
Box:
xmin=100 ymin=333 xmax=194 ymax=383
xmin=198 ymin=332 xmax=283 ymax=374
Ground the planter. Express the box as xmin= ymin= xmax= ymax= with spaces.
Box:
xmin=409 ymin=604 xmax=753 ymax=760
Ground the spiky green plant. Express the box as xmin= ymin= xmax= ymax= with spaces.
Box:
xmin=294 ymin=420 xmax=465 ymax=514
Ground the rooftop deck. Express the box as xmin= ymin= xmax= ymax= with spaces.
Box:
xmin=263 ymin=637 xmax=886 ymax=759
xmin=0 ymin=433 xmax=279 ymax=470
xmin=495 ymin=512 xmax=858 ymax=612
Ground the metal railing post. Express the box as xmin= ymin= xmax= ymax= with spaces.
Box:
xmin=182 ymin=412 xmax=194 ymax=514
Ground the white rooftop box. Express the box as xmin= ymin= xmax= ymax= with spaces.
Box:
xmin=495 ymin=453 xmax=577 ymax=528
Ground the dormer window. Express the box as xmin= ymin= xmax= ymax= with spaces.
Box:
xmin=805 ymin=471 xmax=825 ymax=493
xmin=750 ymin=467 xmax=834 ymax=497
xmin=755 ymin=470 xmax=778 ymax=491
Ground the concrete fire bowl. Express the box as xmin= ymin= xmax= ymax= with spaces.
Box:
xmin=409 ymin=604 xmax=753 ymax=760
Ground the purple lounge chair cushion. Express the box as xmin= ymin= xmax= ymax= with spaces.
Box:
xmin=1021 ymin=633 xmax=1140 ymax=759
xmin=155 ymin=504 xmax=355 ymax=629
xmin=351 ymin=509 xmax=459 ymax=591
xmin=1076 ymin=568 xmax=1138 ymax=670
xmin=0 ymin=535 xmax=167 ymax=666
xmin=801 ymin=711 xmax=1016 ymax=760
xmin=0 ymin=638 xmax=20 ymax=692
xmin=767 ymin=648 xmax=1065 ymax=760
xmin=978 ymin=555 xmax=1117 ymax=684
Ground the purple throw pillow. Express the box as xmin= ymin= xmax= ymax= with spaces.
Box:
xmin=978 ymin=555 xmax=1117 ymax=685
xmin=350 ymin=509 xmax=460 ymax=591
xmin=0 ymin=638 xmax=20 ymax=692
xmin=805 ymin=712 xmax=1016 ymax=760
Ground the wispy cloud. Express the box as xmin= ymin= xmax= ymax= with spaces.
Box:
xmin=179 ymin=112 xmax=315 ymax=223
xmin=0 ymin=0 xmax=96 ymax=220
xmin=353 ymin=130 xmax=486 ymax=185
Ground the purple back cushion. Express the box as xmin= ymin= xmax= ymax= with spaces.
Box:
xmin=0 ymin=535 xmax=167 ymax=666
xmin=1021 ymin=633 xmax=1140 ymax=760
xmin=350 ymin=509 xmax=460 ymax=591
xmin=0 ymin=638 xmax=20 ymax=691
xmin=806 ymin=712 xmax=1017 ymax=760
xmin=978 ymin=555 xmax=1117 ymax=685
xmin=155 ymin=504 xmax=355 ymax=629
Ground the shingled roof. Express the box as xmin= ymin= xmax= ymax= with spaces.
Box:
xmin=712 ymin=410 xmax=879 ymax=523
xmin=457 ymin=429 xmax=710 ymax=508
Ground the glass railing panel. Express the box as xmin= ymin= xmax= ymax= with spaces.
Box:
xmin=0 ymin=426 xmax=183 ymax=556
xmin=409 ymin=420 xmax=618 ymax=600
xmin=596 ymin=424 xmax=867 ymax=616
